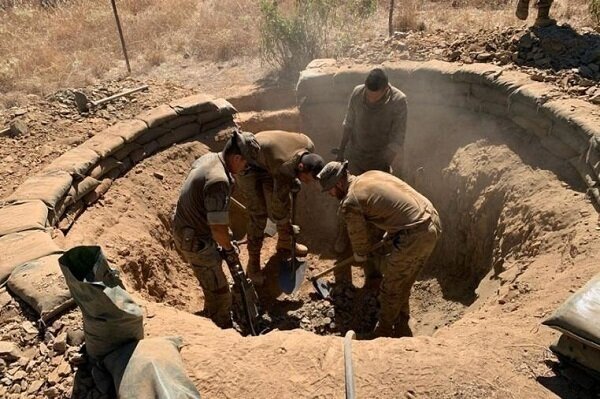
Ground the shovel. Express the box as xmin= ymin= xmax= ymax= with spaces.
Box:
xmin=278 ymin=192 xmax=307 ymax=294
xmin=310 ymin=239 xmax=388 ymax=299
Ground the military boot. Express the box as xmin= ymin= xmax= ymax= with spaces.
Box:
xmin=534 ymin=5 xmax=556 ymax=27
xmin=393 ymin=312 xmax=413 ymax=338
xmin=203 ymin=288 xmax=233 ymax=329
xmin=515 ymin=0 xmax=530 ymax=20
xmin=276 ymin=224 xmax=308 ymax=257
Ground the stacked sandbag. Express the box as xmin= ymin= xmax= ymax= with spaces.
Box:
xmin=59 ymin=246 xmax=200 ymax=398
xmin=7 ymin=254 xmax=74 ymax=323
xmin=296 ymin=59 xmax=600 ymax=206
xmin=543 ymin=273 xmax=600 ymax=375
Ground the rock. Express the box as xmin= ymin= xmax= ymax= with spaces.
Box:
xmin=153 ymin=171 xmax=164 ymax=180
xmin=67 ymin=329 xmax=85 ymax=347
xmin=28 ymin=380 xmax=43 ymax=394
xmin=47 ymin=368 xmax=60 ymax=386
xmin=0 ymin=341 xmax=22 ymax=362
xmin=519 ymin=33 xmax=534 ymax=49
xmin=22 ymin=321 xmax=37 ymax=335
xmin=69 ymin=352 xmax=85 ymax=366
xmin=57 ymin=361 xmax=71 ymax=377
xmin=44 ymin=387 xmax=59 ymax=398
xmin=475 ymin=52 xmax=493 ymax=62
xmin=0 ymin=290 xmax=11 ymax=308
xmin=579 ymin=65 xmax=594 ymax=78
xmin=590 ymin=93 xmax=600 ymax=105
xmin=12 ymin=370 xmax=26 ymax=381
xmin=53 ymin=333 xmax=68 ymax=354
xmin=13 ymin=108 xmax=27 ymax=116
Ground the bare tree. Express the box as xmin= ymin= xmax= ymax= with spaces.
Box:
xmin=388 ymin=0 xmax=395 ymax=36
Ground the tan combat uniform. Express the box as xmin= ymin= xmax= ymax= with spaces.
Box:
xmin=236 ymin=130 xmax=315 ymax=255
xmin=172 ymin=152 xmax=233 ymax=328
xmin=339 ymin=171 xmax=442 ymax=335
xmin=343 ymin=84 xmax=407 ymax=175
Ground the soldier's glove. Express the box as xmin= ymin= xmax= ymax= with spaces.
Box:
xmin=291 ymin=224 xmax=301 ymax=236
xmin=353 ymin=252 xmax=368 ymax=263
xmin=220 ymin=245 xmax=240 ymax=268
xmin=290 ymin=178 xmax=302 ymax=194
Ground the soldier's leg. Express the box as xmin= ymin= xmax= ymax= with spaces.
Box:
xmin=534 ymin=0 xmax=555 ymax=27
xmin=174 ymin=232 xmax=232 ymax=328
xmin=266 ymin=177 xmax=308 ymax=257
xmin=237 ymin=170 xmax=269 ymax=284
xmin=516 ymin=0 xmax=531 ymax=20
xmin=376 ymin=225 xmax=439 ymax=338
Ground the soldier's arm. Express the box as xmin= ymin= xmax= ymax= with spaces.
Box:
xmin=205 ymin=183 xmax=234 ymax=250
xmin=339 ymin=90 xmax=357 ymax=157
xmin=341 ymin=202 xmax=371 ymax=257
xmin=386 ymin=96 xmax=408 ymax=163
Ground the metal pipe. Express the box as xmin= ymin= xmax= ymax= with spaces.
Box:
xmin=344 ymin=330 xmax=357 ymax=399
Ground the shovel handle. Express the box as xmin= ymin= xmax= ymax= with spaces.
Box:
xmin=310 ymin=239 xmax=387 ymax=281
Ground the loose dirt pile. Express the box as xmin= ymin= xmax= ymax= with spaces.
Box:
xmin=346 ymin=24 xmax=600 ymax=103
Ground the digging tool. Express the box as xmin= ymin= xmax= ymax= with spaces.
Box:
xmin=230 ymin=197 xmax=277 ymax=237
xmin=278 ymin=191 xmax=307 ymax=294
xmin=310 ymin=239 xmax=389 ymax=299
xmin=221 ymin=247 xmax=262 ymax=336
xmin=74 ymin=85 xmax=148 ymax=113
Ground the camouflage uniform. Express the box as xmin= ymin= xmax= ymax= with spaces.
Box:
xmin=342 ymin=84 xmax=407 ymax=175
xmin=339 ymin=170 xmax=441 ymax=337
xmin=172 ymin=152 xmax=233 ymax=328
xmin=236 ymin=130 xmax=315 ymax=259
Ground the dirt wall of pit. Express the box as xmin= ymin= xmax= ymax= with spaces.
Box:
xmin=1 ymin=60 xmax=600 ymax=398
xmin=291 ymin=59 xmax=600 ymax=301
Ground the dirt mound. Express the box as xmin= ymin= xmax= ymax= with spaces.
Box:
xmin=346 ymin=24 xmax=600 ymax=104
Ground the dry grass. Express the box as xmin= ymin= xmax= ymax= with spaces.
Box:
xmin=0 ymin=0 xmax=261 ymax=95
xmin=0 ymin=0 xmax=593 ymax=101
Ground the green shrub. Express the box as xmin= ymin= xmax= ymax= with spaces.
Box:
xmin=591 ymin=0 xmax=600 ymax=26
xmin=259 ymin=0 xmax=376 ymax=76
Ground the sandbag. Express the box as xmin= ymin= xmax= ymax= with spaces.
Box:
xmin=59 ymin=246 xmax=144 ymax=359
xmin=6 ymin=171 xmax=72 ymax=210
xmin=170 ymin=94 xmax=216 ymax=115
xmin=83 ymin=178 xmax=113 ymax=206
xmin=105 ymin=119 xmax=148 ymax=143
xmin=58 ymin=200 xmax=86 ymax=232
xmin=551 ymin=333 xmax=600 ymax=375
xmin=130 ymin=141 xmax=160 ymax=164
xmin=103 ymin=336 xmax=201 ymax=399
xmin=137 ymin=104 xmax=178 ymax=128
xmin=89 ymin=157 xmax=122 ymax=180
xmin=82 ymin=133 xmax=126 ymax=158
xmin=0 ymin=231 xmax=62 ymax=283
xmin=543 ymin=273 xmax=600 ymax=350
xmin=0 ymin=200 xmax=48 ymax=237
xmin=157 ymin=123 xmax=201 ymax=149
xmin=113 ymin=142 xmax=142 ymax=161
xmin=163 ymin=115 xmax=198 ymax=130
xmin=68 ymin=176 xmax=101 ymax=202
xmin=42 ymin=147 xmax=100 ymax=177
xmin=136 ymin=126 xmax=170 ymax=145
xmin=7 ymin=254 xmax=73 ymax=322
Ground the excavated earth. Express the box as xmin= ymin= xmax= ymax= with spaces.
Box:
xmin=1 ymin=27 xmax=600 ymax=398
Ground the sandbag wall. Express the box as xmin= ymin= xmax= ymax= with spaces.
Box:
xmin=297 ymin=58 xmax=600 ymax=375
xmin=297 ymin=58 xmax=600 ymax=207
xmin=0 ymin=94 xmax=239 ymax=322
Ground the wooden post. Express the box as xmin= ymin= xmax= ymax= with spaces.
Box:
xmin=388 ymin=0 xmax=395 ymax=36
xmin=110 ymin=0 xmax=131 ymax=74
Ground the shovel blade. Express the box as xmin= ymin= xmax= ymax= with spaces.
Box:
xmin=264 ymin=219 xmax=277 ymax=237
xmin=279 ymin=257 xmax=307 ymax=294
xmin=312 ymin=278 xmax=332 ymax=299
